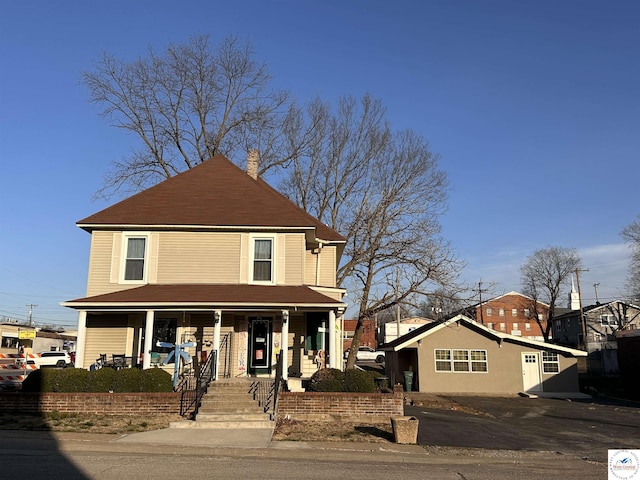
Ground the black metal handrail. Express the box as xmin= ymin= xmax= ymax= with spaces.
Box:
xmin=249 ymin=352 xmax=284 ymax=420
xmin=178 ymin=349 xmax=216 ymax=416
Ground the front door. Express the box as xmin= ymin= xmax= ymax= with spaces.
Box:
xmin=521 ymin=352 xmax=542 ymax=392
xmin=248 ymin=317 xmax=272 ymax=375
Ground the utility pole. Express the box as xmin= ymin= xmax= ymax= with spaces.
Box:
xmin=575 ymin=269 xmax=589 ymax=349
xmin=593 ymin=283 xmax=600 ymax=304
xmin=478 ymin=280 xmax=488 ymax=324
xmin=26 ymin=304 xmax=37 ymax=327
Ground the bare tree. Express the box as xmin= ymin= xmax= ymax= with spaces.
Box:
xmin=622 ymin=215 xmax=640 ymax=301
xmin=520 ymin=247 xmax=582 ymax=342
xmin=280 ymin=94 xmax=461 ymax=369
xmin=415 ymin=288 xmax=464 ymax=320
xmin=83 ymin=34 xmax=295 ymax=198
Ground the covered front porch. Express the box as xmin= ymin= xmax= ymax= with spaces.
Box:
xmin=63 ymin=284 xmax=347 ymax=382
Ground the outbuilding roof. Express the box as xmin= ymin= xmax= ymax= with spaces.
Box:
xmin=380 ymin=314 xmax=587 ymax=357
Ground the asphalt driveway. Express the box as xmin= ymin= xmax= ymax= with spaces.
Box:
xmin=405 ymin=395 xmax=639 ymax=462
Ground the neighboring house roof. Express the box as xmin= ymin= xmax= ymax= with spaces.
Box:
xmin=399 ymin=316 xmax=433 ymax=324
xmin=471 ymin=291 xmax=551 ymax=308
xmin=77 ymin=155 xmax=345 ymax=245
xmin=62 ymin=284 xmax=346 ymax=309
xmin=380 ymin=314 xmax=586 ymax=357
xmin=553 ymin=300 xmax=640 ymax=320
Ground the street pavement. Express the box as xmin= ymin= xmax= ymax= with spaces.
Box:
xmin=405 ymin=394 xmax=639 ymax=463
xmin=0 ymin=394 xmax=637 ymax=479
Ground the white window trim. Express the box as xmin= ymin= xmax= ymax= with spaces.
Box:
xmin=434 ymin=348 xmax=488 ymax=373
xmin=120 ymin=232 xmax=150 ymax=284
xmin=542 ymin=351 xmax=560 ymax=374
xmin=249 ymin=234 xmax=276 ymax=285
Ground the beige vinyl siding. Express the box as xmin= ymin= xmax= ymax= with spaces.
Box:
xmin=157 ymin=232 xmax=241 ymax=283
xmin=82 ymin=315 xmax=130 ymax=367
xmin=304 ymin=250 xmax=318 ymax=285
xmin=318 ymin=246 xmax=337 ymax=287
xmin=86 ymin=231 xmax=130 ymax=297
xmin=284 ymin=234 xmax=305 ymax=285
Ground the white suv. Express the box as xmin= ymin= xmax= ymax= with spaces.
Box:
xmin=33 ymin=351 xmax=73 ymax=368
xmin=344 ymin=346 xmax=385 ymax=363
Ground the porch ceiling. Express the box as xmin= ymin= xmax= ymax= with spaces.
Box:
xmin=62 ymin=283 xmax=346 ymax=310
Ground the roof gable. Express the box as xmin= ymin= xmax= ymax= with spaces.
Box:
xmin=382 ymin=314 xmax=586 ymax=357
xmin=77 ymin=155 xmax=345 ymax=243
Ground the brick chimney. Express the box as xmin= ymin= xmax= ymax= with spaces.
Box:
xmin=246 ymin=149 xmax=259 ymax=180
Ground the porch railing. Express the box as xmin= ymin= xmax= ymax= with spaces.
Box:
xmin=249 ymin=352 xmax=284 ymax=421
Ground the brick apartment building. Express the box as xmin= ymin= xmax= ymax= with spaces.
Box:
xmin=469 ymin=291 xmax=550 ymax=341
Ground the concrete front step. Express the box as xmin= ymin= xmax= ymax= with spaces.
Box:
xmin=168 ymin=378 xmax=274 ymax=430
xmin=170 ymin=419 xmax=273 ymax=429
xmin=196 ymin=413 xmax=270 ymax=422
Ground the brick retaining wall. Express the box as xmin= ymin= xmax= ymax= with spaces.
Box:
xmin=0 ymin=392 xmax=182 ymax=415
xmin=277 ymin=388 xmax=404 ymax=422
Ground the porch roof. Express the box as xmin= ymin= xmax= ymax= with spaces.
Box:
xmin=62 ymin=284 xmax=347 ymax=310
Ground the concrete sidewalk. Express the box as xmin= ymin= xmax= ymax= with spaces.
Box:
xmin=116 ymin=427 xmax=276 ymax=448
xmin=115 ymin=427 xmax=425 ymax=456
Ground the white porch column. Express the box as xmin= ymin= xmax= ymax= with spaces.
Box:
xmin=213 ymin=310 xmax=222 ymax=380
xmin=143 ymin=310 xmax=154 ymax=369
xmin=281 ymin=310 xmax=289 ymax=380
xmin=75 ymin=310 xmax=87 ymax=369
xmin=328 ymin=309 xmax=337 ymax=369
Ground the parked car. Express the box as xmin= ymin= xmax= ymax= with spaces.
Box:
xmin=34 ymin=351 xmax=73 ymax=368
xmin=344 ymin=346 xmax=385 ymax=363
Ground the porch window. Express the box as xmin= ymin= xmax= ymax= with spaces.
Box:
xmin=542 ymin=351 xmax=559 ymax=373
xmin=251 ymin=237 xmax=274 ymax=283
xmin=152 ymin=318 xmax=177 ymax=358
xmin=124 ymin=236 xmax=146 ymax=281
xmin=435 ymin=349 xmax=487 ymax=373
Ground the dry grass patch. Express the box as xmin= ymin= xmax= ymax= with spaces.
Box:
xmin=0 ymin=412 xmax=183 ymax=434
xmin=273 ymin=418 xmax=394 ymax=442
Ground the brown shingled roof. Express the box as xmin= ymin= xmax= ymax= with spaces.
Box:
xmin=63 ymin=284 xmax=346 ymax=308
xmin=77 ymin=155 xmax=344 ymax=243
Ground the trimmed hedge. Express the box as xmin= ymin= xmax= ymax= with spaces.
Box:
xmin=21 ymin=368 xmax=173 ymax=393
xmin=308 ymin=368 xmax=377 ymax=393
xmin=343 ymin=369 xmax=376 ymax=392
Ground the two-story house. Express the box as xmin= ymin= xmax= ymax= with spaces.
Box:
xmin=552 ymin=300 xmax=640 ymax=374
xmin=63 ymin=155 xmax=347 ymax=382
xmin=467 ymin=292 xmax=550 ymax=341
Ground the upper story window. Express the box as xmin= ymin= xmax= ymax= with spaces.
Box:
xmin=123 ymin=235 xmax=147 ymax=282
xmin=499 ymin=308 xmax=505 ymax=317
xmin=600 ymin=314 xmax=618 ymax=326
xmin=251 ymin=236 xmax=274 ymax=284
xmin=511 ymin=309 xmax=518 ymax=317
xmin=486 ymin=308 xmax=492 ymax=316
xmin=524 ymin=309 xmax=530 ymax=318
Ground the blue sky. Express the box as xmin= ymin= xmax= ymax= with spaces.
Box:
xmin=1 ymin=1 xmax=638 ymax=328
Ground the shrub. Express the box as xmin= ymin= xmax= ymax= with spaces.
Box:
xmin=140 ymin=368 xmax=173 ymax=392
xmin=113 ymin=368 xmax=144 ymax=392
xmin=308 ymin=368 xmax=344 ymax=392
xmin=54 ymin=368 xmax=91 ymax=392
xmin=21 ymin=369 xmax=48 ymax=392
xmin=87 ymin=367 xmax=118 ymax=392
xmin=21 ymin=367 xmax=173 ymax=393
xmin=343 ymin=369 xmax=376 ymax=393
